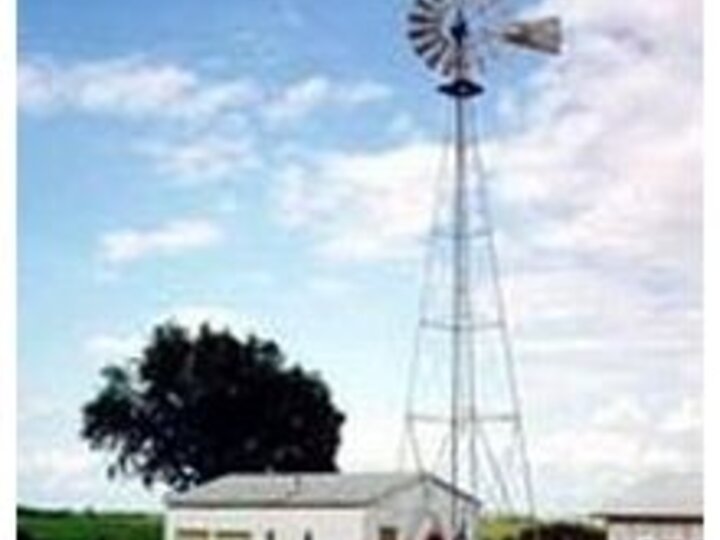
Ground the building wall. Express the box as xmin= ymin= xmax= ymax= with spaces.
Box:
xmin=166 ymin=507 xmax=366 ymax=540
xmin=166 ymin=481 xmax=479 ymax=540
xmin=365 ymin=481 xmax=480 ymax=540
xmin=607 ymin=521 xmax=703 ymax=540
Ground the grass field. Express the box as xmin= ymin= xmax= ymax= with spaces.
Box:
xmin=18 ymin=510 xmax=521 ymax=540
xmin=18 ymin=508 xmax=600 ymax=540
xmin=18 ymin=508 xmax=162 ymax=540
xmin=478 ymin=516 xmax=529 ymax=540
xmin=17 ymin=509 xmax=525 ymax=540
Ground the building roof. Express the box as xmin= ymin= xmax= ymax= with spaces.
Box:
xmin=166 ymin=471 xmax=482 ymax=509
xmin=596 ymin=472 xmax=703 ymax=520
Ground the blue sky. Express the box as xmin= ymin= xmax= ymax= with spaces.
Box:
xmin=18 ymin=0 xmax=702 ymax=515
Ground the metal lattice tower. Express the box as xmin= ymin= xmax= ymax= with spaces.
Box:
xmin=399 ymin=0 xmax=562 ymax=537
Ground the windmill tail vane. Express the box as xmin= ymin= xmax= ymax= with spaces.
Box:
xmin=501 ymin=16 xmax=563 ymax=55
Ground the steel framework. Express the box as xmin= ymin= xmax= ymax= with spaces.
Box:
xmin=400 ymin=2 xmax=562 ymax=538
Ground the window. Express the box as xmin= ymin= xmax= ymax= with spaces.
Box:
xmin=216 ymin=532 xmax=252 ymax=540
xmin=176 ymin=528 xmax=210 ymax=540
xmin=379 ymin=526 xmax=399 ymax=540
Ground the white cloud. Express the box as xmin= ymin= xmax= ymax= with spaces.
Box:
xmin=271 ymin=0 xmax=701 ymax=279
xmin=84 ymin=304 xmax=268 ymax=365
xmin=18 ymin=61 xmax=59 ymax=109
xmin=17 ymin=439 xmax=162 ymax=510
xmin=266 ymin=77 xmax=328 ymax=122
xmin=84 ymin=333 xmax=143 ymax=364
xmin=661 ymin=397 xmax=702 ymax=433
xmin=18 ymin=396 xmax=63 ymax=424
xmin=305 ymin=276 xmax=351 ymax=297
xmin=19 ymin=58 xmax=391 ymax=127
xmin=491 ymin=0 xmax=702 ymax=281
xmin=338 ymin=409 xmax=400 ymax=472
xmin=275 ymin=141 xmax=438 ymax=260
xmin=19 ymin=58 xmax=393 ymax=188
xmin=18 ymin=56 xmax=260 ymax=121
xmin=264 ymin=75 xmax=391 ymax=123
xmin=535 ymin=395 xmax=702 ymax=472
xmin=505 ymin=265 xmax=701 ymax=346
xmin=591 ymin=397 xmax=650 ymax=431
xmin=543 ymin=0 xmax=701 ymax=51
xmin=140 ymin=135 xmax=259 ymax=184
xmin=267 ymin=0 xmax=702 ymax=514
xmin=99 ymin=218 xmax=223 ymax=264
xmin=19 ymin=446 xmax=97 ymax=486
xmin=386 ymin=112 xmax=425 ymax=141
xmin=339 ymin=80 xmax=393 ymax=104
xmin=532 ymin=394 xmax=702 ymax=511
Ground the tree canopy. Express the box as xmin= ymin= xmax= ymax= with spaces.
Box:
xmin=81 ymin=322 xmax=345 ymax=491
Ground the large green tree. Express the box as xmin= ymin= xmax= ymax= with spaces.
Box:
xmin=81 ymin=322 xmax=345 ymax=491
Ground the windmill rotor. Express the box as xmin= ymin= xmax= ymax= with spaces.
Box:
xmin=406 ymin=0 xmax=455 ymax=74
xmin=407 ymin=0 xmax=562 ymax=82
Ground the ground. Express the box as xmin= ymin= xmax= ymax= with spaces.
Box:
xmin=17 ymin=508 xmax=602 ymax=540
xmin=17 ymin=507 xmax=162 ymax=540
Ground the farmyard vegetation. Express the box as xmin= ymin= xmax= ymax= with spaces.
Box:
xmin=18 ymin=508 xmax=605 ymax=540
xmin=17 ymin=507 xmax=162 ymax=540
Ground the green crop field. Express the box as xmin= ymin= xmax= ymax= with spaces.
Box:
xmin=17 ymin=508 xmax=162 ymax=540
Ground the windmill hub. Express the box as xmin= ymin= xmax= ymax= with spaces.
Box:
xmin=449 ymin=13 xmax=468 ymax=44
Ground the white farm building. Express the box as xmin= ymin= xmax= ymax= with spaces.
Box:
xmin=595 ymin=473 xmax=703 ymax=540
xmin=165 ymin=472 xmax=482 ymax=540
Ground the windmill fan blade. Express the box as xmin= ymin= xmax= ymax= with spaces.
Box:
xmin=408 ymin=10 xmax=442 ymax=26
xmin=440 ymin=49 xmax=459 ymax=76
xmin=414 ymin=0 xmax=443 ymax=15
xmin=409 ymin=33 xmax=445 ymax=60
xmin=501 ymin=16 xmax=562 ymax=54
xmin=424 ymin=38 xmax=451 ymax=70
xmin=413 ymin=34 xmax=445 ymax=59
xmin=408 ymin=25 xmax=441 ymax=42
xmin=406 ymin=0 xmax=467 ymax=76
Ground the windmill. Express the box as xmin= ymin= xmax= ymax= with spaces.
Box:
xmin=401 ymin=0 xmax=562 ymax=538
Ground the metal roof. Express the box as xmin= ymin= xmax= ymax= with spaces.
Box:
xmin=166 ymin=472 xmax=482 ymax=509
xmin=596 ymin=472 xmax=703 ymax=520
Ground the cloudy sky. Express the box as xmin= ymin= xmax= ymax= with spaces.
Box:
xmin=18 ymin=0 xmax=701 ymax=515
